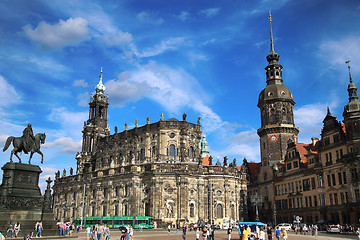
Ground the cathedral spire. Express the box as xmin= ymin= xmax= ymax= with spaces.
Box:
xmin=95 ymin=67 xmax=105 ymax=95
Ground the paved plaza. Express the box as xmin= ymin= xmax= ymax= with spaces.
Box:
xmin=55 ymin=230 xmax=358 ymax=240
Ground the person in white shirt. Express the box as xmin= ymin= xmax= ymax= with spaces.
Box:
xmin=259 ymin=227 xmax=265 ymax=240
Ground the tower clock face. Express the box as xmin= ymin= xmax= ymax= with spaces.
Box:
xmin=270 ymin=134 xmax=278 ymax=142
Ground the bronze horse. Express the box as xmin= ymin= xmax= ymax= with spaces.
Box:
xmin=3 ymin=133 xmax=46 ymax=164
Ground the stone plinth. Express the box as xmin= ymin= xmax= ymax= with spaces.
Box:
xmin=0 ymin=162 xmax=42 ymax=210
xmin=0 ymin=162 xmax=57 ymax=236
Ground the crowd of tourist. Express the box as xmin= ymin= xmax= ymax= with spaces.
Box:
xmin=85 ymin=224 xmax=111 ymax=240
xmin=293 ymin=224 xmax=318 ymax=235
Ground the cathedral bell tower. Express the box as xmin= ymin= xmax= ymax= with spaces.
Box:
xmin=257 ymin=12 xmax=299 ymax=166
xmin=343 ymin=61 xmax=360 ymax=153
xmin=77 ymin=68 xmax=110 ymax=174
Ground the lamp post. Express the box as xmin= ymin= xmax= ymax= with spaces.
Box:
xmin=250 ymin=192 xmax=262 ymax=222
xmin=273 ymin=203 xmax=277 ymax=226
xmin=81 ymin=184 xmax=86 ymax=228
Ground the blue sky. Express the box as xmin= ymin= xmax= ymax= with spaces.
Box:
xmin=1 ymin=0 xmax=360 ymax=189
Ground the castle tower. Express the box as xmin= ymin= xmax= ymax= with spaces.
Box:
xmin=77 ymin=68 xmax=110 ymax=174
xmin=343 ymin=61 xmax=360 ymax=153
xmin=257 ymin=12 xmax=299 ymax=166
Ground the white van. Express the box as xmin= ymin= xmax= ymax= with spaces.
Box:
xmin=276 ymin=223 xmax=292 ymax=231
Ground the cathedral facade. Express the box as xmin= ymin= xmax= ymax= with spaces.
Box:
xmin=52 ymin=70 xmax=248 ymax=227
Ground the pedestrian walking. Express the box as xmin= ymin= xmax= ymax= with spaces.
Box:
xmin=62 ymin=222 xmax=67 ymax=236
xmin=356 ymin=227 xmax=360 ymax=240
xmin=208 ymin=226 xmax=214 ymax=240
xmin=95 ymin=224 xmax=101 ymax=240
xmin=104 ymin=224 xmax=110 ymax=240
xmin=259 ymin=227 xmax=265 ymax=240
xmin=275 ymin=227 xmax=281 ymax=240
xmin=267 ymin=226 xmax=272 ymax=240
xmin=201 ymin=225 xmax=207 ymax=240
xmin=35 ymin=221 xmax=43 ymax=238
xmin=241 ymin=227 xmax=248 ymax=240
xmin=282 ymin=229 xmax=287 ymax=239
xmin=129 ymin=225 xmax=133 ymax=240
xmin=195 ymin=228 xmax=200 ymax=240
xmin=227 ymin=225 xmax=232 ymax=240
xmin=86 ymin=225 xmax=92 ymax=240
xmin=14 ymin=222 xmax=20 ymax=238
xmin=120 ymin=227 xmax=127 ymax=240
xmin=168 ymin=224 xmax=171 ymax=235
xmin=182 ymin=225 xmax=187 ymax=240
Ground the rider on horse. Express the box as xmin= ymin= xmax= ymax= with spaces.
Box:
xmin=22 ymin=124 xmax=35 ymax=154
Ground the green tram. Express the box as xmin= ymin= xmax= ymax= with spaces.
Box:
xmin=75 ymin=216 xmax=154 ymax=229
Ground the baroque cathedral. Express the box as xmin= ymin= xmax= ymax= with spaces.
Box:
xmin=52 ymin=69 xmax=248 ymax=226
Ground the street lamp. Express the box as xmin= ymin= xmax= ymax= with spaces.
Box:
xmin=250 ymin=192 xmax=262 ymax=222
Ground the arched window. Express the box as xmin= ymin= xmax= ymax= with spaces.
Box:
xmin=114 ymin=203 xmax=119 ymax=215
xmin=145 ymin=202 xmax=150 ymax=216
xmin=124 ymin=202 xmax=128 ymax=216
xmin=103 ymin=205 xmax=107 ymax=216
xmin=230 ymin=205 xmax=235 ymax=220
xmin=140 ymin=148 xmax=145 ymax=161
xmin=169 ymin=144 xmax=176 ymax=156
xmin=216 ymin=204 xmax=223 ymax=218
xmin=152 ymin=146 xmax=156 ymax=157
xmin=189 ymin=203 xmax=195 ymax=218
xmin=92 ymin=205 xmax=96 ymax=216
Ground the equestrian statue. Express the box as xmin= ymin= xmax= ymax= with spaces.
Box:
xmin=3 ymin=124 xmax=46 ymax=164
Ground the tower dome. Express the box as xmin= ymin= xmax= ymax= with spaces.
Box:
xmin=95 ymin=67 xmax=105 ymax=95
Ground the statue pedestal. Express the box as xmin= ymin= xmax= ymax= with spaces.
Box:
xmin=0 ymin=162 xmax=58 ymax=236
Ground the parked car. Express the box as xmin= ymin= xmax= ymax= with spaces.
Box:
xmin=276 ymin=223 xmax=292 ymax=231
xmin=327 ymin=225 xmax=340 ymax=233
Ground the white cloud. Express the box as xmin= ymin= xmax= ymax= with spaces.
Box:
xmin=199 ymin=8 xmax=220 ymax=17
xmin=230 ymin=130 xmax=259 ymax=144
xmin=77 ymin=92 xmax=90 ymax=106
xmin=137 ymin=11 xmax=164 ymax=25
xmin=43 ymin=137 xmax=81 ymax=154
xmin=109 ymin=62 xmax=224 ymax=134
xmin=188 ymin=52 xmax=208 ymax=66
xmin=211 ymin=129 xmax=260 ymax=162
xmin=23 ymin=17 xmax=90 ymax=48
xmin=293 ymin=99 xmax=338 ymax=143
xmin=73 ymin=79 xmax=88 ymax=87
xmin=73 ymin=79 xmax=88 ymax=88
xmin=176 ymin=11 xmax=190 ymax=21
xmin=0 ymin=75 xmax=21 ymax=107
xmin=202 ymin=38 xmax=216 ymax=46
xmin=318 ymin=35 xmax=360 ymax=74
xmin=101 ymin=30 xmax=133 ymax=46
xmin=294 ymin=103 xmax=327 ymax=126
xmin=135 ymin=37 xmax=186 ymax=58
xmin=48 ymin=107 xmax=88 ymax=140
xmin=105 ymin=72 xmax=148 ymax=107
xmin=10 ymin=55 xmax=67 ymax=73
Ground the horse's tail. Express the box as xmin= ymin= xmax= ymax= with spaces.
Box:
xmin=3 ymin=136 xmax=14 ymax=152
